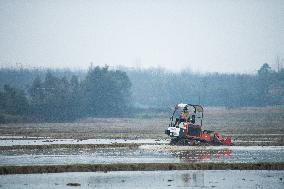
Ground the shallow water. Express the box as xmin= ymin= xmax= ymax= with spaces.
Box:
xmin=1 ymin=145 xmax=283 ymax=166
xmin=0 ymin=138 xmax=168 ymax=146
xmin=1 ymin=170 xmax=283 ymax=189
xmin=0 ymin=147 xmax=175 ymax=165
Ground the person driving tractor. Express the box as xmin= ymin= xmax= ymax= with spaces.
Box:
xmin=175 ymin=106 xmax=190 ymax=126
xmin=166 ymin=103 xmax=233 ymax=146
xmin=183 ymin=107 xmax=190 ymax=121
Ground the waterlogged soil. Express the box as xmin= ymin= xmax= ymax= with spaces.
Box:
xmin=1 ymin=145 xmax=284 ymax=166
xmin=1 ymin=135 xmax=283 ymax=146
xmin=0 ymin=107 xmax=283 ymax=175
xmin=1 ymin=170 xmax=283 ymax=189
xmin=0 ymin=138 xmax=168 ymax=146
xmin=0 ymin=107 xmax=284 ymax=141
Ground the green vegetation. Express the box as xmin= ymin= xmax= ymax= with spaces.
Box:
xmin=0 ymin=66 xmax=131 ymax=122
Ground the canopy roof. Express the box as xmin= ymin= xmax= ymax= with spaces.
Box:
xmin=175 ymin=103 xmax=204 ymax=113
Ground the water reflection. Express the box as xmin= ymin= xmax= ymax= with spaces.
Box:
xmin=174 ymin=149 xmax=232 ymax=162
xmin=86 ymin=171 xmax=206 ymax=188
xmin=181 ymin=172 xmax=204 ymax=187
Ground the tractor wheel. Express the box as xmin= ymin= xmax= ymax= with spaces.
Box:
xmin=192 ymin=139 xmax=202 ymax=146
xmin=170 ymin=138 xmax=179 ymax=145
xmin=198 ymin=139 xmax=210 ymax=146
xmin=177 ymin=138 xmax=188 ymax=146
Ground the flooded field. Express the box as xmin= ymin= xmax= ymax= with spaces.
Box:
xmin=1 ymin=143 xmax=284 ymax=166
xmin=0 ymin=107 xmax=283 ymax=188
xmin=0 ymin=138 xmax=168 ymax=146
xmin=1 ymin=170 xmax=284 ymax=189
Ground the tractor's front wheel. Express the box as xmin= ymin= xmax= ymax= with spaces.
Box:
xmin=170 ymin=138 xmax=189 ymax=145
xmin=170 ymin=138 xmax=179 ymax=145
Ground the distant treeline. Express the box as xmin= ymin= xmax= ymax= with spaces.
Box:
xmin=0 ymin=63 xmax=283 ymax=122
xmin=0 ymin=66 xmax=131 ymax=122
xmin=127 ymin=63 xmax=284 ymax=108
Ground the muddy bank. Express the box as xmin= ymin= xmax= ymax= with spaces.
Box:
xmin=1 ymin=162 xmax=284 ymax=175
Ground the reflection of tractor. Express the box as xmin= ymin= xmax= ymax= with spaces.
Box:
xmin=165 ymin=103 xmax=232 ymax=145
xmin=175 ymin=149 xmax=232 ymax=162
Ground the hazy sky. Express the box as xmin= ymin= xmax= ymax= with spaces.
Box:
xmin=0 ymin=0 xmax=283 ymax=73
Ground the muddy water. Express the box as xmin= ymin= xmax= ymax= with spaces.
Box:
xmin=0 ymin=147 xmax=175 ymax=165
xmin=142 ymin=145 xmax=284 ymax=163
xmin=1 ymin=170 xmax=283 ymax=189
xmin=1 ymin=138 xmax=283 ymax=166
xmin=0 ymin=138 xmax=168 ymax=146
xmin=1 ymin=145 xmax=283 ymax=166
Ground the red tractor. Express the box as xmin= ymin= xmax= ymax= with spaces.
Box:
xmin=165 ymin=103 xmax=232 ymax=146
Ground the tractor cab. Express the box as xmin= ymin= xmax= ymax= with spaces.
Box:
xmin=171 ymin=103 xmax=203 ymax=126
xmin=165 ymin=103 xmax=232 ymax=145
xmin=166 ymin=103 xmax=203 ymax=138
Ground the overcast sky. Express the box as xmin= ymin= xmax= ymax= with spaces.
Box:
xmin=0 ymin=0 xmax=283 ymax=73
